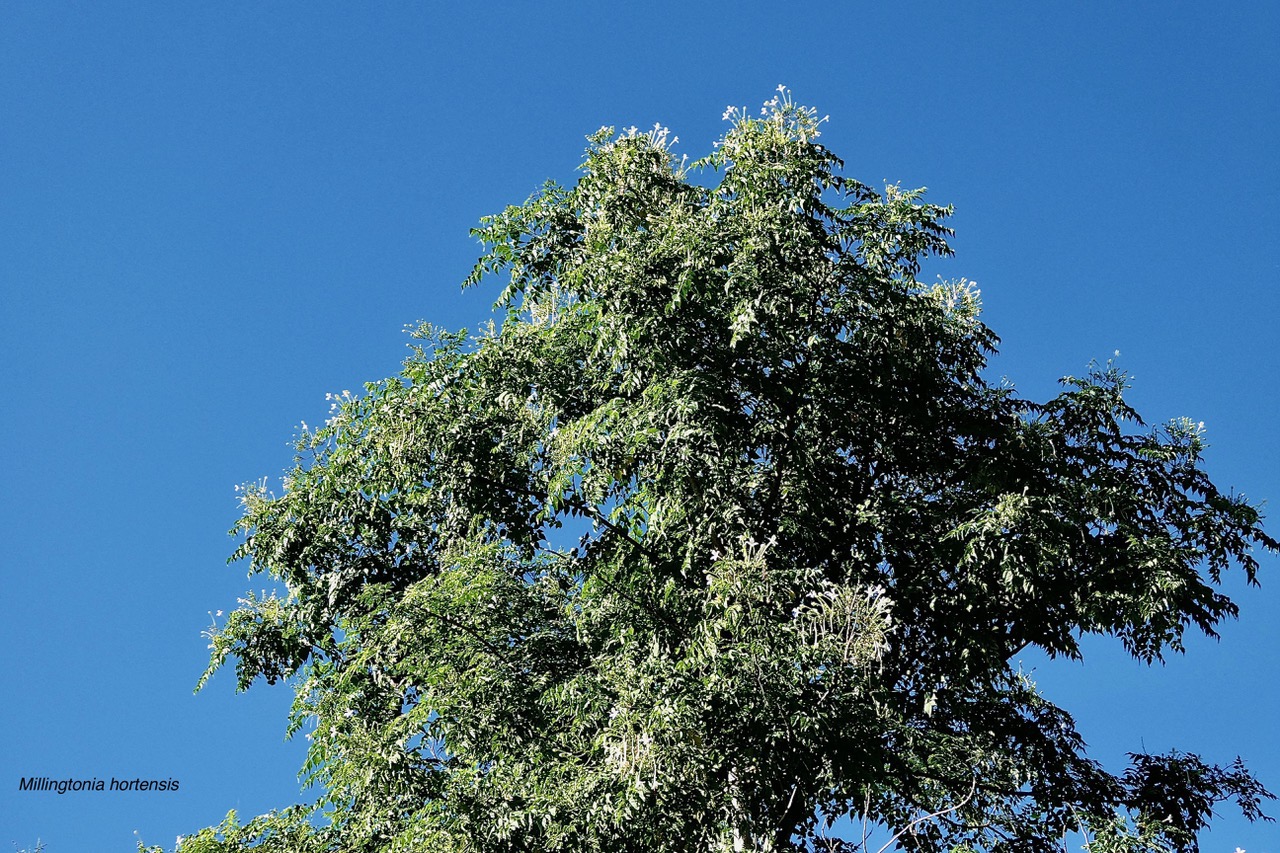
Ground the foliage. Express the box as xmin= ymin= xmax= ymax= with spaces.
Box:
xmin=167 ymin=91 xmax=1275 ymax=852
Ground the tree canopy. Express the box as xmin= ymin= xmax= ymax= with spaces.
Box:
xmin=170 ymin=91 xmax=1275 ymax=853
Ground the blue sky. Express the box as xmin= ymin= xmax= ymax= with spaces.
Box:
xmin=1 ymin=3 xmax=1276 ymax=850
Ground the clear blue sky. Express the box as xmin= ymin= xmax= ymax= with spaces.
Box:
xmin=1 ymin=3 xmax=1276 ymax=850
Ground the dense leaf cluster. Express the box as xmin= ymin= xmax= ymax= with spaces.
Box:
xmin=170 ymin=93 xmax=1274 ymax=853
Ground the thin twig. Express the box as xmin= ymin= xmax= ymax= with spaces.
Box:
xmin=875 ymin=774 xmax=979 ymax=853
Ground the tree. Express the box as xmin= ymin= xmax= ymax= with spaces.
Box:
xmin=169 ymin=91 xmax=1275 ymax=853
